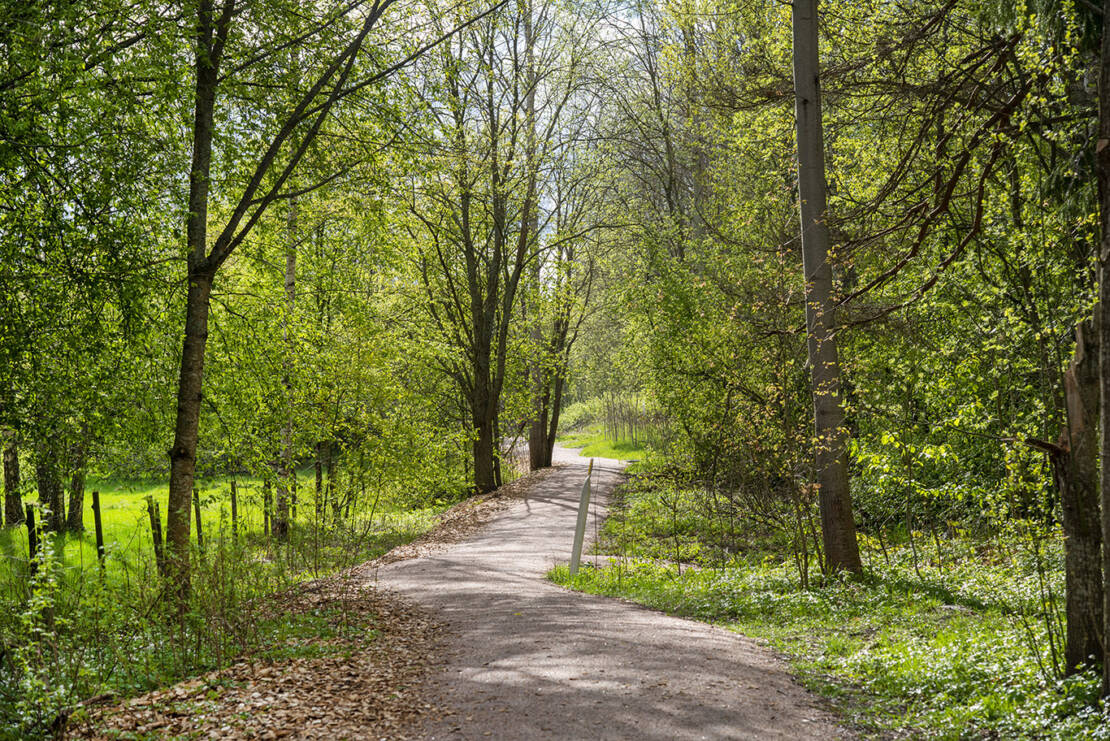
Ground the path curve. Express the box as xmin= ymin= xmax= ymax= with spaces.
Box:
xmin=372 ymin=447 xmax=850 ymax=740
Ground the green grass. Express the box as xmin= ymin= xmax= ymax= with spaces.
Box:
xmin=548 ymin=477 xmax=1110 ymax=740
xmin=0 ymin=469 xmax=452 ymax=738
xmin=0 ymin=468 xmax=435 ymax=584
xmin=558 ymin=429 xmax=649 ymax=461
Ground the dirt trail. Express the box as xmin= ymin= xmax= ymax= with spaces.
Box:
xmin=373 ymin=447 xmax=850 ymax=740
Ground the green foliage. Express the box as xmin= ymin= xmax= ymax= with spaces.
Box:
xmin=0 ymin=478 xmax=447 ymax=738
xmin=557 ymin=400 xmax=605 ymax=433
xmin=553 ymin=473 xmax=1109 ymax=738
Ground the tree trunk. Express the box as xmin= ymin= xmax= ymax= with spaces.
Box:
xmin=274 ymin=200 xmax=297 ymax=540
xmin=1097 ymin=0 xmax=1110 ymax=697
xmin=473 ymin=411 xmax=499 ymax=494
xmin=166 ymin=271 xmax=213 ymax=598
xmin=544 ymin=368 xmax=566 ymax=467
xmin=65 ymin=436 xmax=87 ymax=533
xmin=3 ymin=436 xmax=22 ymax=526
xmin=35 ymin=438 xmax=64 ymax=533
xmin=315 ymin=443 xmax=324 ymax=520
xmin=529 ymin=403 xmax=549 ymax=471
xmin=326 ymin=443 xmax=338 ymax=522
xmin=531 ymin=348 xmax=570 ymax=470
xmin=791 ymin=0 xmax=861 ymax=574
xmin=522 ymin=1 xmax=548 ymax=475
xmin=66 ymin=469 xmax=85 ymax=533
xmin=1050 ymin=320 xmax=1103 ymax=673
xmin=165 ymin=0 xmax=223 ymax=602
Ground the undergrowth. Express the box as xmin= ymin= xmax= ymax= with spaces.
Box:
xmin=550 ymin=476 xmax=1110 ymax=740
xmin=0 ymin=484 xmax=449 ymax=739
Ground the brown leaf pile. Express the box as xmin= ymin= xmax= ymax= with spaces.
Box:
xmin=76 ymin=578 xmax=441 ymax=740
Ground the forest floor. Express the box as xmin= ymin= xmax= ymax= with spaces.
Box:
xmin=82 ymin=450 xmax=849 ymax=739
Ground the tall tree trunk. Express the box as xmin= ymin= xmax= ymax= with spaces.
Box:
xmin=263 ymin=477 xmax=272 ymax=536
xmin=791 ymin=0 xmax=861 ymax=574
xmin=471 ymin=314 xmax=501 ymax=492
xmin=165 ymin=0 xmax=225 ymax=601
xmin=527 ymin=298 xmax=547 ymax=471
xmin=527 ymin=314 xmax=548 ymax=471
xmin=166 ymin=272 xmax=213 ymax=593
xmin=35 ymin=438 xmax=64 ymax=532
xmin=3 ymin=436 xmax=21 ymax=526
xmin=523 ymin=3 xmax=548 ymax=474
xmin=326 ymin=443 xmax=338 ymax=522
xmin=1097 ymin=0 xmax=1110 ymax=697
xmin=274 ymin=201 xmax=297 ymax=540
xmin=315 ymin=442 xmax=324 ymax=520
xmin=1049 ymin=321 xmax=1103 ymax=673
xmin=533 ymin=330 xmax=571 ymax=470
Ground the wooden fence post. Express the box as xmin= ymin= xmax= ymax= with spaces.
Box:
xmin=26 ymin=504 xmax=38 ymax=578
xmin=263 ymin=479 xmax=272 ymax=537
xmin=230 ymin=480 xmax=238 ymax=543
xmin=193 ymin=487 xmax=204 ymax=549
xmin=91 ymin=490 xmax=105 ymax=571
xmin=146 ymin=495 xmax=165 ymax=576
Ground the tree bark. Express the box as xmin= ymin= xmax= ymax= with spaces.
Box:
xmin=1048 ymin=320 xmax=1103 ymax=673
xmin=791 ymin=0 xmax=861 ymax=574
xmin=315 ymin=442 xmax=324 ymax=520
xmin=473 ymin=405 xmax=499 ymax=494
xmin=65 ymin=435 xmax=87 ymax=533
xmin=1098 ymin=0 xmax=1110 ymax=697
xmin=166 ymin=271 xmax=213 ymax=597
xmin=35 ymin=438 xmax=64 ymax=532
xmin=3 ymin=436 xmax=22 ymax=526
xmin=66 ymin=470 xmax=85 ymax=533
xmin=529 ymin=401 xmax=549 ymax=470
xmin=544 ymin=366 xmax=566 ymax=466
xmin=523 ymin=3 xmax=549 ymax=474
xmin=165 ymin=0 xmax=224 ymax=601
xmin=531 ymin=331 xmax=571 ymax=470
xmin=274 ymin=199 xmax=298 ymax=540
xmin=326 ymin=443 xmax=338 ymax=522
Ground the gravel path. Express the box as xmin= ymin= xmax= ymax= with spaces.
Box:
xmin=372 ymin=447 xmax=851 ymax=740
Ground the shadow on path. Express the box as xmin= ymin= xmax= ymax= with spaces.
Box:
xmin=374 ymin=447 xmax=850 ymax=740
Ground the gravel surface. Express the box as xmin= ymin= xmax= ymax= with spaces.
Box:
xmin=374 ymin=447 xmax=851 ymax=740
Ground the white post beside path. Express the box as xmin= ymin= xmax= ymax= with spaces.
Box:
xmin=569 ymin=459 xmax=594 ymax=575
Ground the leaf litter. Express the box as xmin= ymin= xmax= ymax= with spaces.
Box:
xmin=76 ymin=466 xmax=562 ymax=740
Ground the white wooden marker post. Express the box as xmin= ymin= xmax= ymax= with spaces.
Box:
xmin=569 ymin=459 xmax=594 ymax=575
